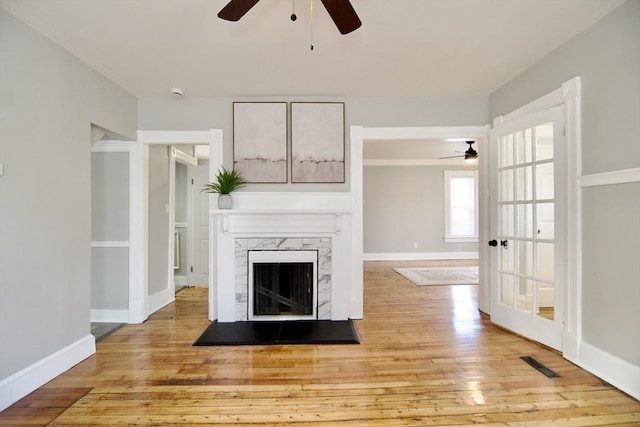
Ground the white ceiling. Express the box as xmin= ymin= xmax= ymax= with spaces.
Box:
xmin=0 ymin=0 xmax=624 ymax=99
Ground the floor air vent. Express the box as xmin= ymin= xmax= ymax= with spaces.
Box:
xmin=520 ymin=356 xmax=560 ymax=378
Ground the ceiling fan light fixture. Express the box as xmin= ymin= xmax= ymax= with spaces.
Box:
xmin=217 ymin=0 xmax=361 ymax=35
xmin=438 ymin=140 xmax=479 ymax=161
xmin=464 ymin=141 xmax=478 ymax=162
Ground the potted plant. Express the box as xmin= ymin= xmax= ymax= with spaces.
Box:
xmin=202 ymin=166 xmax=246 ymax=209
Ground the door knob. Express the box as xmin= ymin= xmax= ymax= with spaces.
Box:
xmin=488 ymin=240 xmax=498 ymax=247
xmin=500 ymin=240 xmax=508 ymax=248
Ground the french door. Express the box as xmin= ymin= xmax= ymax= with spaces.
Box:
xmin=489 ymin=105 xmax=565 ymax=350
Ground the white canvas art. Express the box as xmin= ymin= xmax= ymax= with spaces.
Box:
xmin=291 ymin=102 xmax=345 ymax=183
xmin=233 ymin=102 xmax=287 ymax=183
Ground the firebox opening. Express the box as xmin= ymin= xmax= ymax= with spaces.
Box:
xmin=248 ymin=250 xmax=318 ymax=321
xmin=253 ymin=262 xmax=313 ymax=316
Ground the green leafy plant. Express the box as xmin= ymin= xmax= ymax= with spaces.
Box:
xmin=202 ymin=166 xmax=246 ymax=194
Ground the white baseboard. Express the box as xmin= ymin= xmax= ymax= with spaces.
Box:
xmin=90 ymin=309 xmax=129 ymax=323
xmin=0 ymin=335 xmax=95 ymax=411
xmin=364 ymin=252 xmax=479 ymax=261
xmin=576 ymin=340 xmax=640 ymax=400
xmin=148 ymin=287 xmax=174 ymax=315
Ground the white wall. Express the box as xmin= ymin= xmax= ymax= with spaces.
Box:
xmin=0 ymin=9 xmax=137 ymax=407
xmin=489 ymin=0 xmax=639 ymax=392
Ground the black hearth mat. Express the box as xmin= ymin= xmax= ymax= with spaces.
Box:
xmin=193 ymin=320 xmax=360 ymax=346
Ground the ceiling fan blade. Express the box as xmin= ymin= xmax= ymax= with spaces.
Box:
xmin=438 ymin=155 xmax=464 ymax=159
xmin=218 ymin=0 xmax=260 ymax=21
xmin=320 ymin=0 xmax=362 ymax=34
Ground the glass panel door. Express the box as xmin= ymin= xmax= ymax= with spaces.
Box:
xmin=490 ymin=105 xmax=565 ymax=350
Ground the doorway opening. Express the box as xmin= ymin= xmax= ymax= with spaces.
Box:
xmin=137 ymin=130 xmax=222 ymax=320
xmin=171 ymin=145 xmax=211 ymax=294
xmin=351 ymin=125 xmax=490 ymax=314
xmin=90 ymin=126 xmax=137 ymax=334
xmin=172 ymin=152 xmax=194 ymax=294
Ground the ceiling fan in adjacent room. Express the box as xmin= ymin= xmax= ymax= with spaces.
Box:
xmin=217 ymin=0 xmax=362 ymax=34
xmin=439 ymin=141 xmax=479 ymax=162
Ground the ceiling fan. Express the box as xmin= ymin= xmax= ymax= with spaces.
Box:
xmin=439 ymin=141 xmax=478 ymax=162
xmin=217 ymin=0 xmax=362 ymax=34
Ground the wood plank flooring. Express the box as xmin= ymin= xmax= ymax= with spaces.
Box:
xmin=1 ymin=260 xmax=639 ymax=426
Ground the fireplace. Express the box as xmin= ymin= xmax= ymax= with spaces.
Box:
xmin=210 ymin=192 xmax=361 ymax=323
xmin=248 ymin=250 xmax=317 ymax=320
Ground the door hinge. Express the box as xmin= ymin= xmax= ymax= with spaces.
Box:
xmin=190 ymin=266 xmax=194 ymax=273
xmin=191 ymin=178 xmax=194 ymax=185
xmin=563 ymin=128 xmax=566 ymax=136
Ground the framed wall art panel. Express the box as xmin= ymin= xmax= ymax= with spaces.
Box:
xmin=233 ymin=102 xmax=287 ymax=183
xmin=291 ymin=102 xmax=345 ymax=183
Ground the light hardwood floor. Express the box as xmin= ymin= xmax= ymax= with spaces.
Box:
xmin=2 ymin=260 xmax=639 ymax=426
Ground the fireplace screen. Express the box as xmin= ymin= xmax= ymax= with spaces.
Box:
xmin=253 ymin=262 xmax=313 ymax=316
xmin=248 ymin=250 xmax=318 ymax=320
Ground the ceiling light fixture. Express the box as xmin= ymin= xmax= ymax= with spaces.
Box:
xmin=439 ymin=141 xmax=479 ymax=162
xmin=464 ymin=142 xmax=478 ymax=162
xmin=218 ymin=0 xmax=361 ymax=34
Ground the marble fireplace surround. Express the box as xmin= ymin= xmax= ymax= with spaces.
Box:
xmin=237 ymin=238 xmax=330 ymax=321
xmin=211 ymin=192 xmax=359 ymax=323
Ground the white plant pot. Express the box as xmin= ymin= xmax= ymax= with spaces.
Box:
xmin=217 ymin=194 xmax=233 ymax=209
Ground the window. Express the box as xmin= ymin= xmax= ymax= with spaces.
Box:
xmin=444 ymin=170 xmax=478 ymax=242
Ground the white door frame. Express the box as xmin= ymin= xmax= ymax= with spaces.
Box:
xmin=349 ymin=125 xmax=491 ymax=313
xmin=491 ymin=77 xmax=582 ymax=359
xmin=134 ymin=130 xmax=223 ymax=322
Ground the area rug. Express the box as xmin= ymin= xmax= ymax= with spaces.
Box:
xmin=193 ymin=320 xmax=360 ymax=346
xmin=393 ymin=266 xmax=479 ymax=286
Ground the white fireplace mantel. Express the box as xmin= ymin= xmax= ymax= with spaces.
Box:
xmin=213 ymin=210 xmax=350 ymax=235
xmin=215 ymin=192 xmax=354 ymax=210
xmin=210 ymin=192 xmax=359 ymax=323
